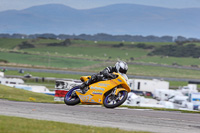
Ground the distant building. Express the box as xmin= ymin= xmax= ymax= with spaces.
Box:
xmin=0 ymin=76 xmax=24 ymax=86
xmin=128 ymin=79 xmax=169 ymax=96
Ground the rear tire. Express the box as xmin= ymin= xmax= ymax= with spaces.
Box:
xmin=64 ymin=86 xmax=80 ymax=105
xmin=103 ymin=90 xmax=128 ymax=108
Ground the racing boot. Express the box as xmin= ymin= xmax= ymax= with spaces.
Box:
xmin=79 ymin=82 xmax=87 ymax=93
xmin=80 ymin=82 xmax=88 ymax=94
xmin=79 ymin=80 xmax=90 ymax=94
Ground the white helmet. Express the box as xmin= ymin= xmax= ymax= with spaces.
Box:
xmin=115 ymin=61 xmax=128 ymax=74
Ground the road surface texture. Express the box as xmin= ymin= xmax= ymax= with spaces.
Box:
xmin=0 ymin=99 xmax=200 ymax=133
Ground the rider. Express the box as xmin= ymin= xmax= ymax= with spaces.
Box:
xmin=79 ymin=61 xmax=128 ymax=93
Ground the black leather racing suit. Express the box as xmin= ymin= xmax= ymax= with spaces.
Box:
xmin=80 ymin=66 xmax=117 ymax=90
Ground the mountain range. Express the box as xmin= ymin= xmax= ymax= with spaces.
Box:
xmin=0 ymin=4 xmax=199 ymax=38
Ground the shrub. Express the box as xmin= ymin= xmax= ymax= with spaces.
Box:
xmin=0 ymin=59 xmax=9 ymax=63
xmin=148 ymin=43 xmax=200 ymax=58
xmin=136 ymin=43 xmax=154 ymax=49
xmin=47 ymin=39 xmax=71 ymax=46
xmin=112 ymin=43 xmax=124 ymax=48
xmin=18 ymin=41 xmax=35 ymax=49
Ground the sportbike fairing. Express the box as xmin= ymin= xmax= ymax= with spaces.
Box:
xmin=76 ymin=73 xmax=130 ymax=104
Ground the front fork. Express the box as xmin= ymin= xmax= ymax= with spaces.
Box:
xmin=109 ymin=87 xmax=126 ymax=101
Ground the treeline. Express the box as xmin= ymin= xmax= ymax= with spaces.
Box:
xmin=112 ymin=43 xmax=155 ymax=49
xmin=47 ymin=39 xmax=71 ymax=46
xmin=0 ymin=33 xmax=200 ymax=42
xmin=112 ymin=42 xmax=200 ymax=58
xmin=17 ymin=39 xmax=71 ymax=49
xmin=148 ymin=44 xmax=200 ymax=58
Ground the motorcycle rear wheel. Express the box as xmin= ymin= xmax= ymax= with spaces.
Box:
xmin=103 ymin=90 xmax=128 ymax=108
xmin=64 ymin=86 xmax=80 ymax=105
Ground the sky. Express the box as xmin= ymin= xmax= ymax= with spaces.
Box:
xmin=0 ymin=0 xmax=200 ymax=12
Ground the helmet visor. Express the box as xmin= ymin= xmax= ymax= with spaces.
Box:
xmin=119 ymin=67 xmax=127 ymax=74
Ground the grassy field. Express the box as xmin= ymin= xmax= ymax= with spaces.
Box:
xmin=0 ymin=38 xmax=200 ymax=80
xmin=138 ymin=56 xmax=200 ymax=66
xmin=0 ymin=52 xmax=199 ymax=80
xmin=0 ymin=115 xmax=149 ymax=133
xmin=0 ymin=38 xmax=199 ymax=65
xmin=23 ymin=45 xmax=149 ymax=60
xmin=0 ymin=38 xmax=26 ymax=49
xmin=90 ymin=63 xmax=200 ymax=79
xmin=4 ymin=70 xmax=82 ymax=79
xmin=128 ymin=64 xmax=200 ymax=79
xmin=0 ymin=51 xmax=102 ymax=69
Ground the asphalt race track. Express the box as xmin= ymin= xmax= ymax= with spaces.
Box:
xmin=0 ymin=99 xmax=200 ymax=133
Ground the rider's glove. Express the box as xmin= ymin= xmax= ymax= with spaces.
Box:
xmin=105 ymin=73 xmax=116 ymax=79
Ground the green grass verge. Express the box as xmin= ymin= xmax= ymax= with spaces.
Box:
xmin=0 ymin=84 xmax=58 ymax=103
xmin=0 ymin=115 xmax=149 ymax=133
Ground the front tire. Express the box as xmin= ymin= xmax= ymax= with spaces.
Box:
xmin=64 ymin=86 xmax=80 ymax=105
xmin=103 ymin=90 xmax=128 ymax=108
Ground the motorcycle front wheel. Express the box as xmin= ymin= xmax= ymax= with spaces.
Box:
xmin=64 ymin=86 xmax=80 ymax=105
xmin=103 ymin=90 xmax=128 ymax=108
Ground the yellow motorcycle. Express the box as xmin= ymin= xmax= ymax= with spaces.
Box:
xmin=64 ymin=72 xmax=131 ymax=108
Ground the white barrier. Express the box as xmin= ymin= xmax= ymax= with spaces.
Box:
xmin=54 ymin=80 xmax=81 ymax=101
